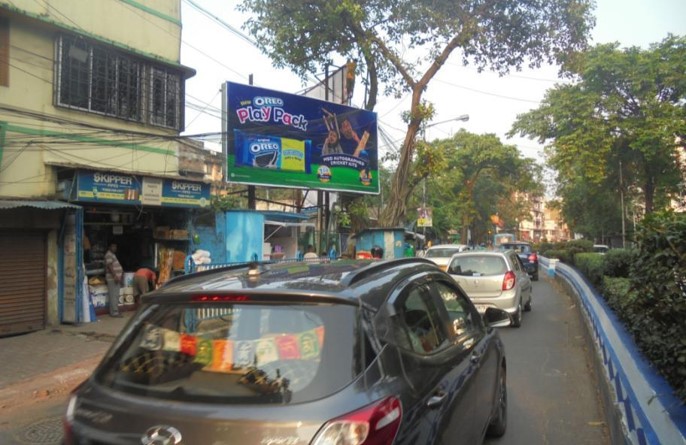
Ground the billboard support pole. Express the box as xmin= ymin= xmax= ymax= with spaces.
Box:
xmin=322 ymin=65 xmax=331 ymax=254
xmin=248 ymin=74 xmax=256 ymax=210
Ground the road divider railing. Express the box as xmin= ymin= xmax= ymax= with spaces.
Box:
xmin=540 ymin=257 xmax=686 ymax=445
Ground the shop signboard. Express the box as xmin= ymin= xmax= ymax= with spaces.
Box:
xmin=75 ymin=171 xmax=210 ymax=208
xmin=224 ymin=81 xmax=379 ymax=194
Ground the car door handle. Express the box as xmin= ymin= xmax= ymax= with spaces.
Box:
xmin=427 ymin=391 xmax=447 ymax=408
xmin=470 ymin=351 xmax=481 ymax=364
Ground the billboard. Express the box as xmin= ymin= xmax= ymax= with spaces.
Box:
xmin=224 ymin=82 xmax=379 ymax=194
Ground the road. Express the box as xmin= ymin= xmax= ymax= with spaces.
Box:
xmin=484 ymin=274 xmax=609 ymax=445
xmin=0 ymin=274 xmax=609 ymax=445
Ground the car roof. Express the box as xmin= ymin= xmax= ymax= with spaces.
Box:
xmin=452 ymin=250 xmax=513 ymax=256
xmin=428 ymin=244 xmax=468 ymax=250
xmin=148 ymin=258 xmax=442 ymax=311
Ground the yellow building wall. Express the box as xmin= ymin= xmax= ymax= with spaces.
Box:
xmin=2 ymin=0 xmax=181 ymax=62
xmin=0 ymin=1 xmax=185 ymax=199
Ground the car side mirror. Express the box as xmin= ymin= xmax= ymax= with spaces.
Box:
xmin=483 ymin=307 xmax=511 ymax=328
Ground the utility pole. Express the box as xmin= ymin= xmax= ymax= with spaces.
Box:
xmin=420 ymin=114 xmax=469 ymax=243
xmin=620 ymin=160 xmax=626 ymax=248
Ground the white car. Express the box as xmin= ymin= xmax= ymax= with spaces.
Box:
xmin=446 ymin=250 xmax=533 ymax=327
xmin=423 ymin=244 xmax=471 ymax=271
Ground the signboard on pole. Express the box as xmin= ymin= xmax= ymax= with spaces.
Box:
xmin=224 ymin=82 xmax=379 ymax=194
xmin=417 ymin=207 xmax=433 ymax=228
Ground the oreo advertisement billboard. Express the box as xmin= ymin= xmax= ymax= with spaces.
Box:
xmin=225 ymin=82 xmax=379 ymax=194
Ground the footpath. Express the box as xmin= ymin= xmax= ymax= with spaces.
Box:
xmin=0 ymin=312 xmax=133 ymax=416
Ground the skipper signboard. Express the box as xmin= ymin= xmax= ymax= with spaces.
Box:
xmin=74 ymin=171 xmax=210 ymax=208
xmin=224 ymin=82 xmax=379 ymax=194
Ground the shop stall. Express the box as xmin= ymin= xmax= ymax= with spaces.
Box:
xmin=60 ymin=169 xmax=210 ymax=314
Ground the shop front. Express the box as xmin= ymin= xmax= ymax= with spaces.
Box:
xmin=62 ymin=169 xmax=211 ymax=316
xmin=0 ymin=200 xmax=83 ymax=335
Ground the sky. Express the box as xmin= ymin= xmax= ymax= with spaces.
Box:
xmin=180 ymin=0 xmax=686 ymax=163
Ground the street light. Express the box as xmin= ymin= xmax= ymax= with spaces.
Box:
xmin=419 ymin=114 xmax=470 ymax=243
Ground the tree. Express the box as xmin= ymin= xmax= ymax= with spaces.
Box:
xmin=427 ymin=130 xmax=542 ymax=243
xmin=510 ymin=35 xmax=686 ymax=231
xmin=238 ymin=0 xmax=595 ymax=226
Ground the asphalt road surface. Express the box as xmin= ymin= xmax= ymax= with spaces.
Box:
xmin=0 ymin=273 xmax=609 ymax=445
xmin=484 ymin=274 xmax=610 ymax=445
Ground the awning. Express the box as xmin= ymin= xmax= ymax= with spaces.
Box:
xmin=0 ymin=200 xmax=81 ymax=210
xmin=264 ymin=220 xmax=316 ymax=242
xmin=265 ymin=220 xmax=316 ymax=228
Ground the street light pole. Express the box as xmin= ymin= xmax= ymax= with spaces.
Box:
xmin=420 ymin=114 xmax=470 ymax=244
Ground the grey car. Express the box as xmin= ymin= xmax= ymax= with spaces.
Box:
xmin=446 ymin=250 xmax=533 ymax=327
xmin=64 ymin=258 xmax=510 ymax=444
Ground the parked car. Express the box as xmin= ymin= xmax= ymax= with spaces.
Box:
xmin=499 ymin=241 xmax=539 ymax=281
xmin=593 ymin=244 xmax=610 ymax=254
xmin=64 ymin=258 xmax=510 ymax=445
xmin=423 ymin=243 xmax=471 ymax=271
xmin=447 ymin=250 xmax=533 ymax=327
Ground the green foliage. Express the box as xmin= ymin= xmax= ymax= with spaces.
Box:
xmin=543 ymin=249 xmax=570 ymax=263
xmin=575 ymin=252 xmax=604 ymax=287
xmin=608 ymin=211 xmax=686 ymax=402
xmin=426 ymin=130 xmax=542 ymax=243
xmin=563 ymin=239 xmax=593 ymax=266
xmin=601 ymin=276 xmax=636 ymax=314
xmin=210 ymin=195 xmax=243 ymax=212
xmin=510 ymin=35 xmax=686 ymax=230
xmin=602 ymin=248 xmax=635 ymax=278
xmin=537 ymin=242 xmax=555 ymax=256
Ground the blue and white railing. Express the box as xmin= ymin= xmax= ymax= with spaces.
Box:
xmin=541 ymin=257 xmax=686 ymax=445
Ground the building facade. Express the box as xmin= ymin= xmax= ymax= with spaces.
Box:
xmin=518 ymin=196 xmax=570 ymax=243
xmin=0 ymin=0 xmax=200 ymax=335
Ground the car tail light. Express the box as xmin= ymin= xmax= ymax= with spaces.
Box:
xmin=311 ymin=396 xmax=402 ymax=445
xmin=63 ymin=394 xmax=78 ymax=445
xmin=528 ymin=253 xmax=538 ymax=263
xmin=191 ymin=294 xmax=250 ymax=302
xmin=502 ymin=271 xmax=516 ymax=291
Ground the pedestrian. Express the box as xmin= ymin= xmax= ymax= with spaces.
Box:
xmin=133 ymin=267 xmax=157 ymax=304
xmin=371 ymin=245 xmax=384 ymax=259
xmin=303 ymin=244 xmax=319 ymax=261
xmin=104 ymin=242 xmax=123 ymax=317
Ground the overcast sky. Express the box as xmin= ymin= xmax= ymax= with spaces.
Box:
xmin=180 ymin=0 xmax=686 ymax=162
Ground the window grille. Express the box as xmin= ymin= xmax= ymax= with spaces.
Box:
xmin=56 ymin=34 xmax=182 ymax=130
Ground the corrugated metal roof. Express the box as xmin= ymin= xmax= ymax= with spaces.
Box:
xmin=0 ymin=200 xmax=81 ymax=210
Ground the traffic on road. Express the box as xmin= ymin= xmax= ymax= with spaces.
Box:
xmin=0 ymin=258 xmax=609 ymax=445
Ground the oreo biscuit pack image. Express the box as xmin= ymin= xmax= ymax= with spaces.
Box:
xmin=234 ymin=130 xmax=312 ymax=173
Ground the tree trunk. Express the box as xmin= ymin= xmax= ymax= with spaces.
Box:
xmin=379 ymin=126 xmax=421 ymax=227
xmin=379 ymin=88 xmax=424 ymax=227
xmin=644 ymin=174 xmax=655 ymax=214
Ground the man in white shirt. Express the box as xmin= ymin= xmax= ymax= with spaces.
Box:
xmin=104 ymin=242 xmax=124 ymax=317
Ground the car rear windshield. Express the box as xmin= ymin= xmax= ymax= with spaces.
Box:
xmin=96 ymin=301 xmax=361 ymax=404
xmin=426 ymin=248 xmax=461 ymax=258
xmin=450 ymin=255 xmax=507 ymax=276
xmin=501 ymin=243 xmax=531 ymax=254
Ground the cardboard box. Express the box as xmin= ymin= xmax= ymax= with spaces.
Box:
xmin=173 ymin=250 xmax=187 ymax=271
xmin=154 ymin=226 xmax=171 ymax=239
xmin=89 ymin=285 xmax=108 ymax=308
xmin=170 ymin=229 xmax=189 ymax=240
xmin=123 ymin=272 xmax=135 ymax=287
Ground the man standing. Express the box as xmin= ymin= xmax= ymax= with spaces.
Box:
xmin=104 ymin=242 xmax=123 ymax=317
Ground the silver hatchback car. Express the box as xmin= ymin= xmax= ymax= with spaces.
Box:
xmin=446 ymin=250 xmax=533 ymax=327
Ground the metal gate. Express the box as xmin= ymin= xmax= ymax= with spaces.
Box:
xmin=0 ymin=231 xmax=47 ymax=336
